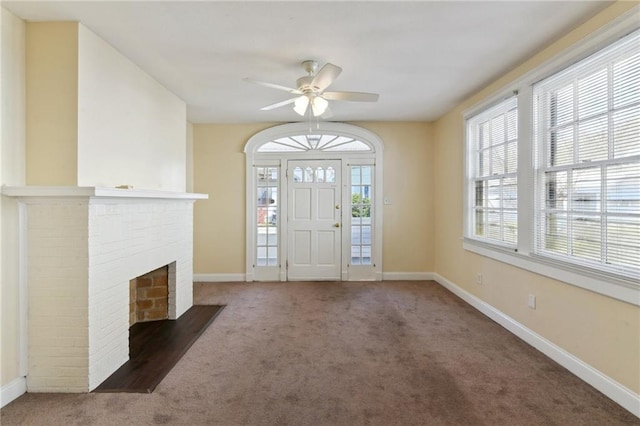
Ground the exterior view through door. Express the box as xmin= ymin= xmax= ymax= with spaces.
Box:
xmin=245 ymin=122 xmax=384 ymax=282
xmin=288 ymin=160 xmax=342 ymax=280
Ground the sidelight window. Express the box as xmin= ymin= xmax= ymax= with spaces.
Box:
xmin=256 ymin=166 xmax=279 ymax=266
xmin=351 ymin=165 xmax=373 ymax=265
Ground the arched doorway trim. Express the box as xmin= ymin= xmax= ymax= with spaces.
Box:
xmin=244 ymin=122 xmax=384 ymax=282
xmin=244 ymin=122 xmax=384 ymax=155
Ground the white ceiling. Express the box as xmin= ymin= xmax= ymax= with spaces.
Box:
xmin=4 ymin=1 xmax=612 ymax=123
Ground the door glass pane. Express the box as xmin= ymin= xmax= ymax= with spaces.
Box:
xmin=257 ymin=247 xmax=267 ymax=266
xmin=351 ymin=246 xmax=361 ymax=265
xmin=326 ymin=167 xmax=336 ymax=183
xmin=350 ymin=165 xmax=373 ymax=266
xmin=361 ymin=226 xmax=372 ymax=245
xmin=304 ymin=167 xmax=314 ymax=182
xmin=362 ymin=167 xmax=372 ymax=185
xmin=256 ymin=166 xmax=278 ymax=268
xmin=267 ymin=247 xmax=278 ymax=266
xmin=351 ymin=168 xmax=361 ymax=185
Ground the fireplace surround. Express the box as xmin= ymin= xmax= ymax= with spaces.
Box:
xmin=2 ymin=186 xmax=207 ymax=392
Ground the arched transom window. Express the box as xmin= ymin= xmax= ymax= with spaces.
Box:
xmin=257 ymin=134 xmax=372 ymax=152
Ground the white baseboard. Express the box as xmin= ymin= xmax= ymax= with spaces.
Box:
xmin=1 ymin=377 xmax=26 ymax=408
xmin=195 ymin=272 xmax=437 ymax=282
xmin=432 ymin=272 xmax=640 ymax=418
xmin=193 ymin=273 xmax=246 ymax=282
xmin=382 ymin=272 xmax=435 ymax=281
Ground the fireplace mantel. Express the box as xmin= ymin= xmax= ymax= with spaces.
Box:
xmin=4 ymin=185 xmax=207 ymax=392
xmin=2 ymin=185 xmax=208 ymax=200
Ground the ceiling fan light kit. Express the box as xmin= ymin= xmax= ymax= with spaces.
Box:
xmin=310 ymin=96 xmax=329 ymax=117
xmin=244 ymin=60 xmax=379 ymax=118
xmin=293 ymin=96 xmax=309 ymax=116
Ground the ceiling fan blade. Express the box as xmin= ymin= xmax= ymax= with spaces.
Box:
xmin=243 ymin=78 xmax=301 ymax=94
xmin=323 ymin=91 xmax=379 ymax=102
xmin=311 ymin=63 xmax=342 ymax=91
xmin=260 ymin=97 xmax=298 ymax=111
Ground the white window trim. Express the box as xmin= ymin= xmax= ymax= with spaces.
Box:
xmin=249 ymin=160 xmax=282 ymax=282
xmin=244 ymin=122 xmax=384 ymax=282
xmin=463 ymin=6 xmax=640 ymax=306
xmin=465 ymin=95 xmax=519 ymax=247
xmin=346 ymin=158 xmax=377 ymax=281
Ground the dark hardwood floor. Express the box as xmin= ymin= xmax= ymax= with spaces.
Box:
xmin=94 ymin=305 xmax=225 ymax=393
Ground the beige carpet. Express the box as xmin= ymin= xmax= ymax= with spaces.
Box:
xmin=2 ymin=281 xmax=637 ymax=425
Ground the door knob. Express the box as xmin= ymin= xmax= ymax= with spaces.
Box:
xmin=333 ymin=223 xmax=340 ymax=228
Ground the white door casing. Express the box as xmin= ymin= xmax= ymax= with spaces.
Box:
xmin=244 ymin=122 xmax=384 ymax=282
xmin=287 ymin=160 xmax=341 ymax=280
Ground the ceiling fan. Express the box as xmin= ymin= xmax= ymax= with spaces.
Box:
xmin=244 ymin=60 xmax=379 ymax=118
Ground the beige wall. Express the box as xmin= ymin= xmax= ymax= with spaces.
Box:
xmin=193 ymin=123 xmax=273 ymax=274
xmin=433 ymin=1 xmax=639 ymax=393
xmin=25 ymin=22 xmax=187 ymax=191
xmin=77 ymin=25 xmax=187 ymax=191
xmin=25 ymin=22 xmax=78 ymax=185
xmin=1 ymin=7 xmax=26 ymax=388
xmin=192 ymin=121 xmax=434 ymax=275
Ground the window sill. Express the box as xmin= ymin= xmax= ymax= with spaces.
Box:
xmin=463 ymin=237 xmax=639 ymax=306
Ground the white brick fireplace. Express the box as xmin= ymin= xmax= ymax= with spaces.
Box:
xmin=3 ymin=186 xmax=207 ymax=392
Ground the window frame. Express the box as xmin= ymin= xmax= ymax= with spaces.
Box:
xmin=347 ymin=160 xmax=376 ymax=280
xmin=465 ymin=96 xmax=519 ymax=248
xmin=462 ymin=7 xmax=640 ymax=306
xmin=532 ymin=39 xmax=640 ymax=280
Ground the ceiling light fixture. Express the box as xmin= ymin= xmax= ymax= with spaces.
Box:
xmin=294 ymin=94 xmax=328 ymax=117
xmin=311 ymin=96 xmax=328 ymax=117
xmin=293 ymin=96 xmax=309 ymax=116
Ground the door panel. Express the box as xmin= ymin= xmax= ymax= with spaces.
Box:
xmin=293 ymin=231 xmax=312 ymax=265
xmin=317 ymin=231 xmax=336 ymax=265
xmin=288 ymin=160 xmax=341 ymax=280
xmin=317 ymin=188 xmax=336 ymax=220
xmin=292 ymin=188 xmax=312 ymax=220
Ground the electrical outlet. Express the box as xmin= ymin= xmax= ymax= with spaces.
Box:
xmin=476 ymin=273 xmax=483 ymax=285
xmin=528 ymin=294 xmax=536 ymax=309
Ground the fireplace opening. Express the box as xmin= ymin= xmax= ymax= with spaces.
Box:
xmin=129 ymin=265 xmax=169 ymax=326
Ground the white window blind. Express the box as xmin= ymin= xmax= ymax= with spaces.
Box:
xmin=467 ymin=97 xmax=519 ymax=245
xmin=533 ymin=30 xmax=640 ymax=279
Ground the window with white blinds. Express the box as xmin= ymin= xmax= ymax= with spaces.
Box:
xmin=533 ymin=30 xmax=639 ymax=279
xmin=467 ymin=97 xmax=518 ymax=246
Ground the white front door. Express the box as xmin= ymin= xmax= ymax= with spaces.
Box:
xmin=287 ymin=160 xmax=342 ymax=280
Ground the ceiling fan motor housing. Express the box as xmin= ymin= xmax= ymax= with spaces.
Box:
xmin=301 ymin=60 xmax=318 ymax=75
xmin=296 ymin=76 xmax=317 ymax=93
